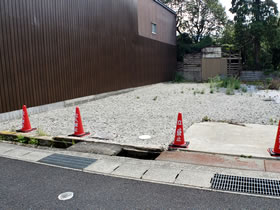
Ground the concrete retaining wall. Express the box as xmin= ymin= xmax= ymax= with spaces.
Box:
xmin=0 ymin=88 xmax=135 ymax=122
xmin=240 ymin=71 xmax=265 ymax=81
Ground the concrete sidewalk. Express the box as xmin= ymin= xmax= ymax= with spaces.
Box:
xmin=157 ymin=151 xmax=280 ymax=173
xmin=185 ymin=122 xmax=278 ymax=159
xmin=1 ymin=142 xmax=280 ymax=192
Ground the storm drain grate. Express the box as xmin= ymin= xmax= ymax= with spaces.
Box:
xmin=210 ymin=173 xmax=280 ymax=197
xmin=38 ymin=153 xmax=97 ymax=169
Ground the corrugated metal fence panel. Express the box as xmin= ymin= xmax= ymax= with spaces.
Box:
xmin=0 ymin=0 xmax=176 ymax=114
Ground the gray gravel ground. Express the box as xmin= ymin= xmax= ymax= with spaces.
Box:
xmin=1 ymin=82 xmax=280 ymax=148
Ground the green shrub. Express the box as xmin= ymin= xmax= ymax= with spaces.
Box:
xmin=202 ymin=116 xmax=211 ymax=122
xmin=16 ymin=135 xmax=28 ymax=144
xmin=173 ymin=73 xmax=185 ymax=83
xmin=226 ymin=83 xmax=235 ymax=95
xmin=28 ymin=138 xmax=39 ymax=145
xmin=241 ymin=86 xmax=247 ymax=92
xmin=209 ymin=76 xmax=241 ymax=94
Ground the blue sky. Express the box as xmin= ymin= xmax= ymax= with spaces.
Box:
xmin=220 ymin=0 xmax=280 ymax=19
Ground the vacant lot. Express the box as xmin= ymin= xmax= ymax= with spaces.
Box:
xmin=1 ymin=82 xmax=280 ymax=148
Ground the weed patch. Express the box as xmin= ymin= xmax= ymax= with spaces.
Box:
xmin=202 ymin=116 xmax=211 ymax=122
xmin=209 ymin=76 xmax=242 ymax=95
xmin=16 ymin=135 xmax=29 ymax=144
xmin=28 ymin=138 xmax=39 ymax=145
xmin=37 ymin=128 xmax=49 ymax=136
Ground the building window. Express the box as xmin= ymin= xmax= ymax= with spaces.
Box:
xmin=152 ymin=23 xmax=157 ymax=34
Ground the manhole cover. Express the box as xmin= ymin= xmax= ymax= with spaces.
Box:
xmin=211 ymin=173 xmax=280 ymax=197
xmin=139 ymin=135 xmax=151 ymax=140
xmin=58 ymin=192 xmax=74 ymax=201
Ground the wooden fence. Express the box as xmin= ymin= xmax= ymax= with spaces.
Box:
xmin=0 ymin=0 xmax=176 ymax=113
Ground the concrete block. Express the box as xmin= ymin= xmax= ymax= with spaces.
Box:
xmin=22 ymin=151 xmax=51 ymax=162
xmin=3 ymin=149 xmax=31 ymax=159
xmin=112 ymin=163 xmax=150 ymax=179
xmin=157 ymin=151 xmax=265 ymax=171
xmin=186 ymin=122 xmax=276 ymax=159
xmin=84 ymin=159 xmax=121 ymax=174
xmin=0 ymin=144 xmax=15 ymax=154
xmin=67 ymin=142 xmax=122 ymax=156
xmin=142 ymin=167 xmax=181 ymax=183
xmin=175 ymin=170 xmax=214 ymax=188
xmin=0 ymin=101 xmax=64 ymax=122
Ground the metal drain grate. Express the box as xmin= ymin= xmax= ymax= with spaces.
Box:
xmin=39 ymin=154 xmax=97 ymax=169
xmin=211 ymin=173 xmax=280 ymax=197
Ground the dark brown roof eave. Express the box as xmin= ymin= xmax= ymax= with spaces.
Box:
xmin=153 ymin=0 xmax=176 ymax=15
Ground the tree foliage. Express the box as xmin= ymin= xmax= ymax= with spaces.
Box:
xmin=163 ymin=0 xmax=227 ymax=43
xmin=230 ymin=0 xmax=278 ymax=70
xmin=176 ymin=34 xmax=213 ymax=61
xmin=162 ymin=0 xmax=280 ymax=70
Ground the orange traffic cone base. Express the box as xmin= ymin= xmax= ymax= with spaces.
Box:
xmin=69 ymin=132 xmax=90 ymax=138
xmin=16 ymin=128 xmax=36 ymax=133
xmin=268 ymin=148 xmax=280 ymax=156
xmin=168 ymin=142 xmax=190 ymax=150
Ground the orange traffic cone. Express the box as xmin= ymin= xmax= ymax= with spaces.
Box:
xmin=69 ymin=107 xmax=90 ymax=137
xmin=168 ymin=113 xmax=189 ymax=150
xmin=268 ymin=120 xmax=280 ymax=156
xmin=17 ymin=105 xmax=36 ymax=133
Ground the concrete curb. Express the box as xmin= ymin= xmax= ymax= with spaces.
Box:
xmin=54 ymin=136 xmax=164 ymax=152
xmin=175 ymin=148 xmax=280 ymax=161
xmin=0 ymin=87 xmax=136 ymax=122
xmin=0 ymin=131 xmax=164 ymax=155
xmin=1 ymin=141 xmax=280 ymax=200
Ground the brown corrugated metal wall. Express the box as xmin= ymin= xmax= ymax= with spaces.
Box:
xmin=0 ymin=0 xmax=176 ymax=113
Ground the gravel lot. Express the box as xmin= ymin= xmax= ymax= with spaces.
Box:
xmin=1 ymin=82 xmax=280 ymax=148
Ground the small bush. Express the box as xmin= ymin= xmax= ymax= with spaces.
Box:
xmin=222 ymin=77 xmax=240 ymax=90
xmin=268 ymin=79 xmax=280 ymax=90
xmin=173 ymin=73 xmax=185 ymax=83
xmin=28 ymin=138 xmax=39 ymax=145
xmin=16 ymin=135 xmax=28 ymax=144
xmin=226 ymin=83 xmax=235 ymax=95
xmin=153 ymin=96 xmax=158 ymax=101
xmin=209 ymin=76 xmax=241 ymax=92
xmin=241 ymin=86 xmax=247 ymax=93
xmin=209 ymin=76 xmax=223 ymax=89
xmin=202 ymin=116 xmax=211 ymax=122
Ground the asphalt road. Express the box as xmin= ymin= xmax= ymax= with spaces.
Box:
xmin=0 ymin=157 xmax=279 ymax=210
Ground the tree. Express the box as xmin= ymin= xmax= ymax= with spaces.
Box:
xmin=268 ymin=16 xmax=280 ymax=70
xmin=162 ymin=0 xmax=227 ymax=43
xmin=230 ymin=0 xmax=278 ymax=70
xmin=218 ymin=20 xmax=235 ymax=45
